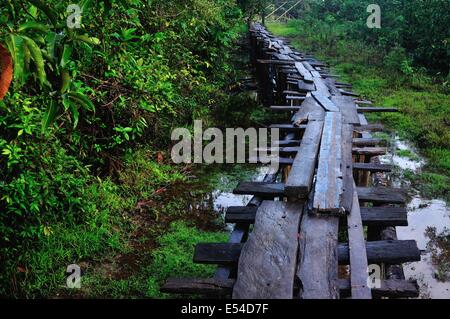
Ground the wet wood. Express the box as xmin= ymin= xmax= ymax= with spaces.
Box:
xmin=347 ymin=185 xmax=372 ymax=299
xmin=339 ymin=279 xmax=419 ymax=298
xmin=313 ymin=112 xmax=344 ymax=215
xmin=161 ymin=278 xmax=235 ymax=296
xmin=360 ymin=207 xmax=408 ymax=227
xmin=285 ymin=121 xmax=324 ymax=198
xmin=233 ymin=201 xmax=304 ymax=299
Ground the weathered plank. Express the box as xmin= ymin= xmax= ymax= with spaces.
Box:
xmin=194 ymin=240 xmax=420 ymax=266
xmin=295 ymin=62 xmax=313 ymax=83
xmin=312 ymin=78 xmax=331 ymax=96
xmin=353 ymin=163 xmax=392 ymax=173
xmin=285 ymin=121 xmax=324 ymax=198
xmin=233 ymin=201 xmax=303 ymax=299
xmin=338 ymin=240 xmax=421 ymax=265
xmin=347 ymin=185 xmax=372 ymax=299
xmin=360 ymin=207 xmax=408 ymax=227
xmin=332 ymin=96 xmax=360 ymax=125
xmin=340 ymin=89 xmax=360 ymax=97
xmin=233 ymin=182 xmax=285 ymax=198
xmin=353 ymin=138 xmax=385 ymax=147
xmin=312 ymin=92 xmax=338 ymax=112
xmin=298 ymin=80 xmax=316 ymax=92
xmin=357 ymin=107 xmax=399 ymax=113
xmin=313 ymin=112 xmax=344 ymax=215
xmin=270 ymin=105 xmax=301 ymax=112
xmin=355 ymin=124 xmax=385 ymax=132
xmin=297 ymin=206 xmax=340 ymax=299
xmin=357 ymin=187 xmax=406 ymax=204
xmin=292 ymin=96 xmax=325 ymax=123
xmin=161 ymin=278 xmax=235 ymax=296
xmin=341 ymin=124 xmax=354 ymax=213
xmin=269 ymin=124 xmax=307 ymax=132
xmin=352 ymin=147 xmax=387 ymax=156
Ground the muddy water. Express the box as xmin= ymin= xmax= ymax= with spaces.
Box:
xmin=380 ymin=136 xmax=450 ymax=299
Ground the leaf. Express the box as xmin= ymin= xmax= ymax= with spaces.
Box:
xmin=67 ymin=91 xmax=94 ymax=111
xmin=74 ymin=35 xmax=100 ymax=45
xmin=62 ymin=95 xmax=79 ymax=128
xmin=25 ymin=0 xmax=58 ymax=26
xmin=18 ymin=22 xmax=49 ymax=33
xmin=6 ymin=35 xmax=26 ymax=86
xmin=60 ymin=69 xmax=70 ymax=93
xmin=22 ymin=36 xmax=47 ymax=86
xmin=41 ymin=100 xmax=58 ymax=134
xmin=0 ymin=44 xmax=13 ymax=100
xmin=60 ymin=44 xmax=73 ymax=68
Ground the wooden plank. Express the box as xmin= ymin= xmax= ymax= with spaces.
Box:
xmin=270 ymin=105 xmax=301 ymax=112
xmin=357 ymin=107 xmax=399 ymax=113
xmin=338 ymin=240 xmax=421 ymax=265
xmin=233 ymin=201 xmax=303 ymax=299
xmin=161 ymin=278 xmax=234 ymax=296
xmin=353 ymin=163 xmax=392 ymax=173
xmin=295 ymin=62 xmax=313 ymax=82
xmin=292 ymin=96 xmax=325 ymax=123
xmin=297 ymin=208 xmax=340 ymax=299
xmin=285 ymin=121 xmax=324 ymax=198
xmin=360 ymin=207 xmax=408 ymax=227
xmin=274 ymin=139 xmax=301 ymax=147
xmin=353 ymin=138 xmax=385 ymax=147
xmin=194 ymin=240 xmax=420 ymax=266
xmin=357 ymin=187 xmax=406 ymax=204
xmin=225 ymin=206 xmax=407 ymax=227
xmin=341 ymin=124 xmax=354 ymax=213
xmin=312 ymin=78 xmax=331 ymax=96
xmin=347 ymin=185 xmax=372 ymax=299
xmin=233 ymin=182 xmax=285 ymax=198
xmin=313 ymin=112 xmax=344 ymax=215
xmin=352 ymin=147 xmax=387 ymax=156
xmin=312 ymin=92 xmax=339 ymax=112
xmin=194 ymin=243 xmax=243 ymax=265
xmin=270 ymin=124 xmax=307 ymax=132
xmin=249 ymin=157 xmax=294 ymax=166
xmin=298 ymin=80 xmax=316 ymax=92
xmin=340 ymin=89 xmax=360 ymax=97
xmin=332 ymin=96 xmax=360 ymax=125
xmin=355 ymin=124 xmax=384 ymax=132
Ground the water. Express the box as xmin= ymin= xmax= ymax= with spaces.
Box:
xmin=381 ymin=136 xmax=450 ymax=299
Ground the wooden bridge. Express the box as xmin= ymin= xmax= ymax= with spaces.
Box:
xmin=161 ymin=24 xmax=421 ymax=299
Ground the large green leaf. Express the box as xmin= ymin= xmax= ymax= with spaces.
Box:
xmin=25 ymin=0 xmax=58 ymax=26
xmin=6 ymin=35 xmax=26 ymax=86
xmin=22 ymin=36 xmax=47 ymax=86
xmin=67 ymin=91 xmax=95 ymax=112
xmin=60 ymin=44 xmax=73 ymax=68
xmin=18 ymin=22 xmax=50 ymax=33
xmin=62 ymin=94 xmax=79 ymax=128
xmin=41 ymin=100 xmax=58 ymax=134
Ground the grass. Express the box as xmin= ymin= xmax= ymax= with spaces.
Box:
xmin=267 ymin=19 xmax=450 ymax=202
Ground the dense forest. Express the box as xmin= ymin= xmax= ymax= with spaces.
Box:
xmin=0 ymin=0 xmax=449 ymax=299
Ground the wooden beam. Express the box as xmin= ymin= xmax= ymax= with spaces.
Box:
xmin=312 ymin=92 xmax=339 ymax=112
xmin=233 ymin=182 xmax=285 ymax=198
xmin=285 ymin=121 xmax=324 ymax=198
xmin=347 ymin=185 xmax=372 ymax=299
xmin=357 ymin=187 xmax=406 ymax=204
xmin=332 ymin=96 xmax=360 ymax=125
xmin=357 ymin=107 xmax=399 ymax=113
xmin=233 ymin=201 xmax=304 ymax=299
xmin=352 ymin=147 xmax=387 ymax=156
xmin=313 ymin=112 xmax=344 ymax=215
xmin=353 ymin=138 xmax=385 ymax=147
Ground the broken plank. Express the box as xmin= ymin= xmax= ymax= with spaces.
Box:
xmin=292 ymin=96 xmax=325 ymax=123
xmin=347 ymin=185 xmax=372 ymax=299
xmin=312 ymin=92 xmax=339 ymax=112
xmin=332 ymin=96 xmax=360 ymax=125
xmin=313 ymin=112 xmax=344 ymax=215
xmin=233 ymin=201 xmax=304 ymax=299
xmin=285 ymin=121 xmax=324 ymax=198
xmin=313 ymin=78 xmax=331 ymax=96
xmin=298 ymin=80 xmax=316 ymax=92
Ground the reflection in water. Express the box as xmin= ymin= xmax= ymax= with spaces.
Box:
xmin=380 ymin=136 xmax=450 ymax=298
xmin=397 ymin=197 xmax=450 ymax=299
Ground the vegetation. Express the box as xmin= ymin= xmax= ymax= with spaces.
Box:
xmin=266 ymin=2 xmax=449 ymax=201
xmin=0 ymin=0 xmax=265 ymax=298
